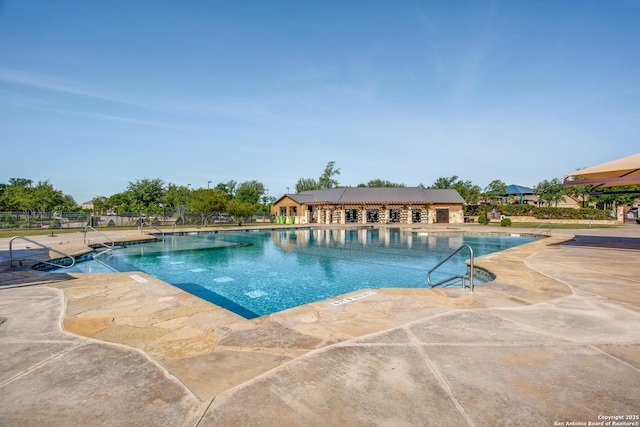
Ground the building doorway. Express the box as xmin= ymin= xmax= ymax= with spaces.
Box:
xmin=436 ymin=208 xmax=449 ymax=223
xmin=308 ymin=206 xmax=315 ymax=223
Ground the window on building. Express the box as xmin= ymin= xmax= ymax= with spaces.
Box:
xmin=345 ymin=209 xmax=358 ymax=223
xmin=389 ymin=209 xmax=400 ymax=223
xmin=367 ymin=209 xmax=379 ymax=223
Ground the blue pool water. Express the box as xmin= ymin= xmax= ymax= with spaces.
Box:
xmin=90 ymin=228 xmax=535 ymax=318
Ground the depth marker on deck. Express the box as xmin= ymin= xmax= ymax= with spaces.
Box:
xmin=129 ymin=274 xmax=149 ymax=283
xmin=331 ymin=291 xmax=376 ymax=305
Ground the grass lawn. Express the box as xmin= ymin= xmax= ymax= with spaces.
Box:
xmin=485 ymin=222 xmax=620 ymax=229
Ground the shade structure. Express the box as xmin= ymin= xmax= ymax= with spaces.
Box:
xmin=504 ymin=185 xmax=534 ymax=204
xmin=505 ymin=185 xmax=534 ymax=195
xmin=564 ymin=153 xmax=640 ymax=188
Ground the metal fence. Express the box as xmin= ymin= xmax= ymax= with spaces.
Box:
xmin=0 ymin=211 xmax=274 ymax=230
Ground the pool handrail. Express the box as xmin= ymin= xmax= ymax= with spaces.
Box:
xmin=85 ymin=238 xmax=114 ymax=259
xmin=83 ymin=225 xmax=115 ymax=247
xmin=139 ymin=222 xmax=165 ymax=240
xmin=530 ymin=221 xmax=552 ymax=236
xmin=427 ymin=244 xmax=475 ymax=292
xmin=9 ymin=235 xmax=76 ymax=269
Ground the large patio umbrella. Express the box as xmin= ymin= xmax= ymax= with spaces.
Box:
xmin=504 ymin=184 xmax=534 ymax=204
xmin=564 ymin=153 xmax=640 ymax=189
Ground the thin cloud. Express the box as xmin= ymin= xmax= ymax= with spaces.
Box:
xmin=72 ymin=111 xmax=174 ymax=128
xmin=0 ymin=66 xmax=145 ymax=107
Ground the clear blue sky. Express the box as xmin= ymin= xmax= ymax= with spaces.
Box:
xmin=1 ymin=0 xmax=638 ymax=204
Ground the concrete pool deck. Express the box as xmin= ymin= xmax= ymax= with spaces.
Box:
xmin=0 ymin=224 xmax=639 ymax=426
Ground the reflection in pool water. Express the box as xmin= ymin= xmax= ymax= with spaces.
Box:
xmin=96 ymin=228 xmax=535 ymax=318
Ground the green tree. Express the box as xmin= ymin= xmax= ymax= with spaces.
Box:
xmin=107 ymin=192 xmax=129 ymax=213
xmin=428 ymin=176 xmax=459 ymax=189
xmin=483 ymin=180 xmax=507 ymax=204
xmin=0 ymin=178 xmax=74 ymax=213
xmin=454 ymin=180 xmax=482 ymax=204
xmin=358 ymin=179 xmax=406 ymax=187
xmin=92 ymin=197 xmax=109 ymax=214
xmin=8 ymin=178 xmax=33 ymax=187
xmin=227 ymin=200 xmax=255 ymax=222
xmin=534 ymin=178 xmax=566 ymax=207
xmin=0 ymin=182 xmax=6 ymax=208
xmin=124 ymin=178 xmax=166 ymax=211
xmin=57 ymin=194 xmax=78 ymax=212
xmin=164 ymin=184 xmax=191 ymax=212
xmin=189 ymin=189 xmax=228 ymax=225
xmin=295 ymin=178 xmax=320 ymax=193
xmin=236 ymin=180 xmax=265 ymax=205
xmin=214 ymin=180 xmax=237 ymax=199
xmin=563 ymin=168 xmax=593 ymax=208
xmin=31 ymin=181 xmax=69 ymax=213
xmin=318 ymin=161 xmax=341 ymax=189
xmin=294 ymin=161 xmax=341 ymax=193
xmin=0 ymin=178 xmax=32 ymax=210
xmin=565 ymin=183 xmax=593 ymax=208
xmin=427 ymin=176 xmax=480 ymax=204
xmin=589 ymin=185 xmax=640 ymax=210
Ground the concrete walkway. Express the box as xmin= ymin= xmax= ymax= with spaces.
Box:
xmin=1 ymin=224 xmax=639 ymax=426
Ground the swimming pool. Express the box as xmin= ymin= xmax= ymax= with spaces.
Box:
xmin=85 ymin=228 xmax=535 ymax=319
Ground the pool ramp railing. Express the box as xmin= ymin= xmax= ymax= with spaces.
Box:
xmin=427 ymin=244 xmax=475 ymax=292
xmin=84 ymin=226 xmax=115 ymax=247
xmin=83 ymin=226 xmax=116 ymax=259
xmin=139 ymin=222 xmax=165 ymax=240
xmin=530 ymin=221 xmax=552 ymax=236
xmin=8 ymin=235 xmax=76 ymax=269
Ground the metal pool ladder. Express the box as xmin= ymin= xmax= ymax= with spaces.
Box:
xmin=427 ymin=244 xmax=475 ymax=292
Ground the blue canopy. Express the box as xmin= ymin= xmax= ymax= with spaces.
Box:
xmin=504 ymin=184 xmax=534 ymax=204
xmin=504 ymin=185 xmax=534 ymax=195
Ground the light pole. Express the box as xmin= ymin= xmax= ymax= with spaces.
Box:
xmin=207 ymin=181 xmax=211 ymax=189
xmin=286 ymin=187 xmax=289 ymax=194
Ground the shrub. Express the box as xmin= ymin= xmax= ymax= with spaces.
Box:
xmin=500 ymin=218 xmax=512 ymax=227
xmin=48 ymin=218 xmax=61 ymax=229
xmin=500 ymin=205 xmax=537 ymax=217
xmin=464 ymin=205 xmax=491 ymax=216
xmin=464 ymin=205 xmax=610 ymax=220
xmin=478 ymin=215 xmax=489 ymax=225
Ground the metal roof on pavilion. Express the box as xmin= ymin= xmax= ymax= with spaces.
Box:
xmin=279 ymin=187 xmax=466 ymax=205
xmin=504 ymin=185 xmax=534 ymax=195
xmin=503 ymin=185 xmax=534 ymax=204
